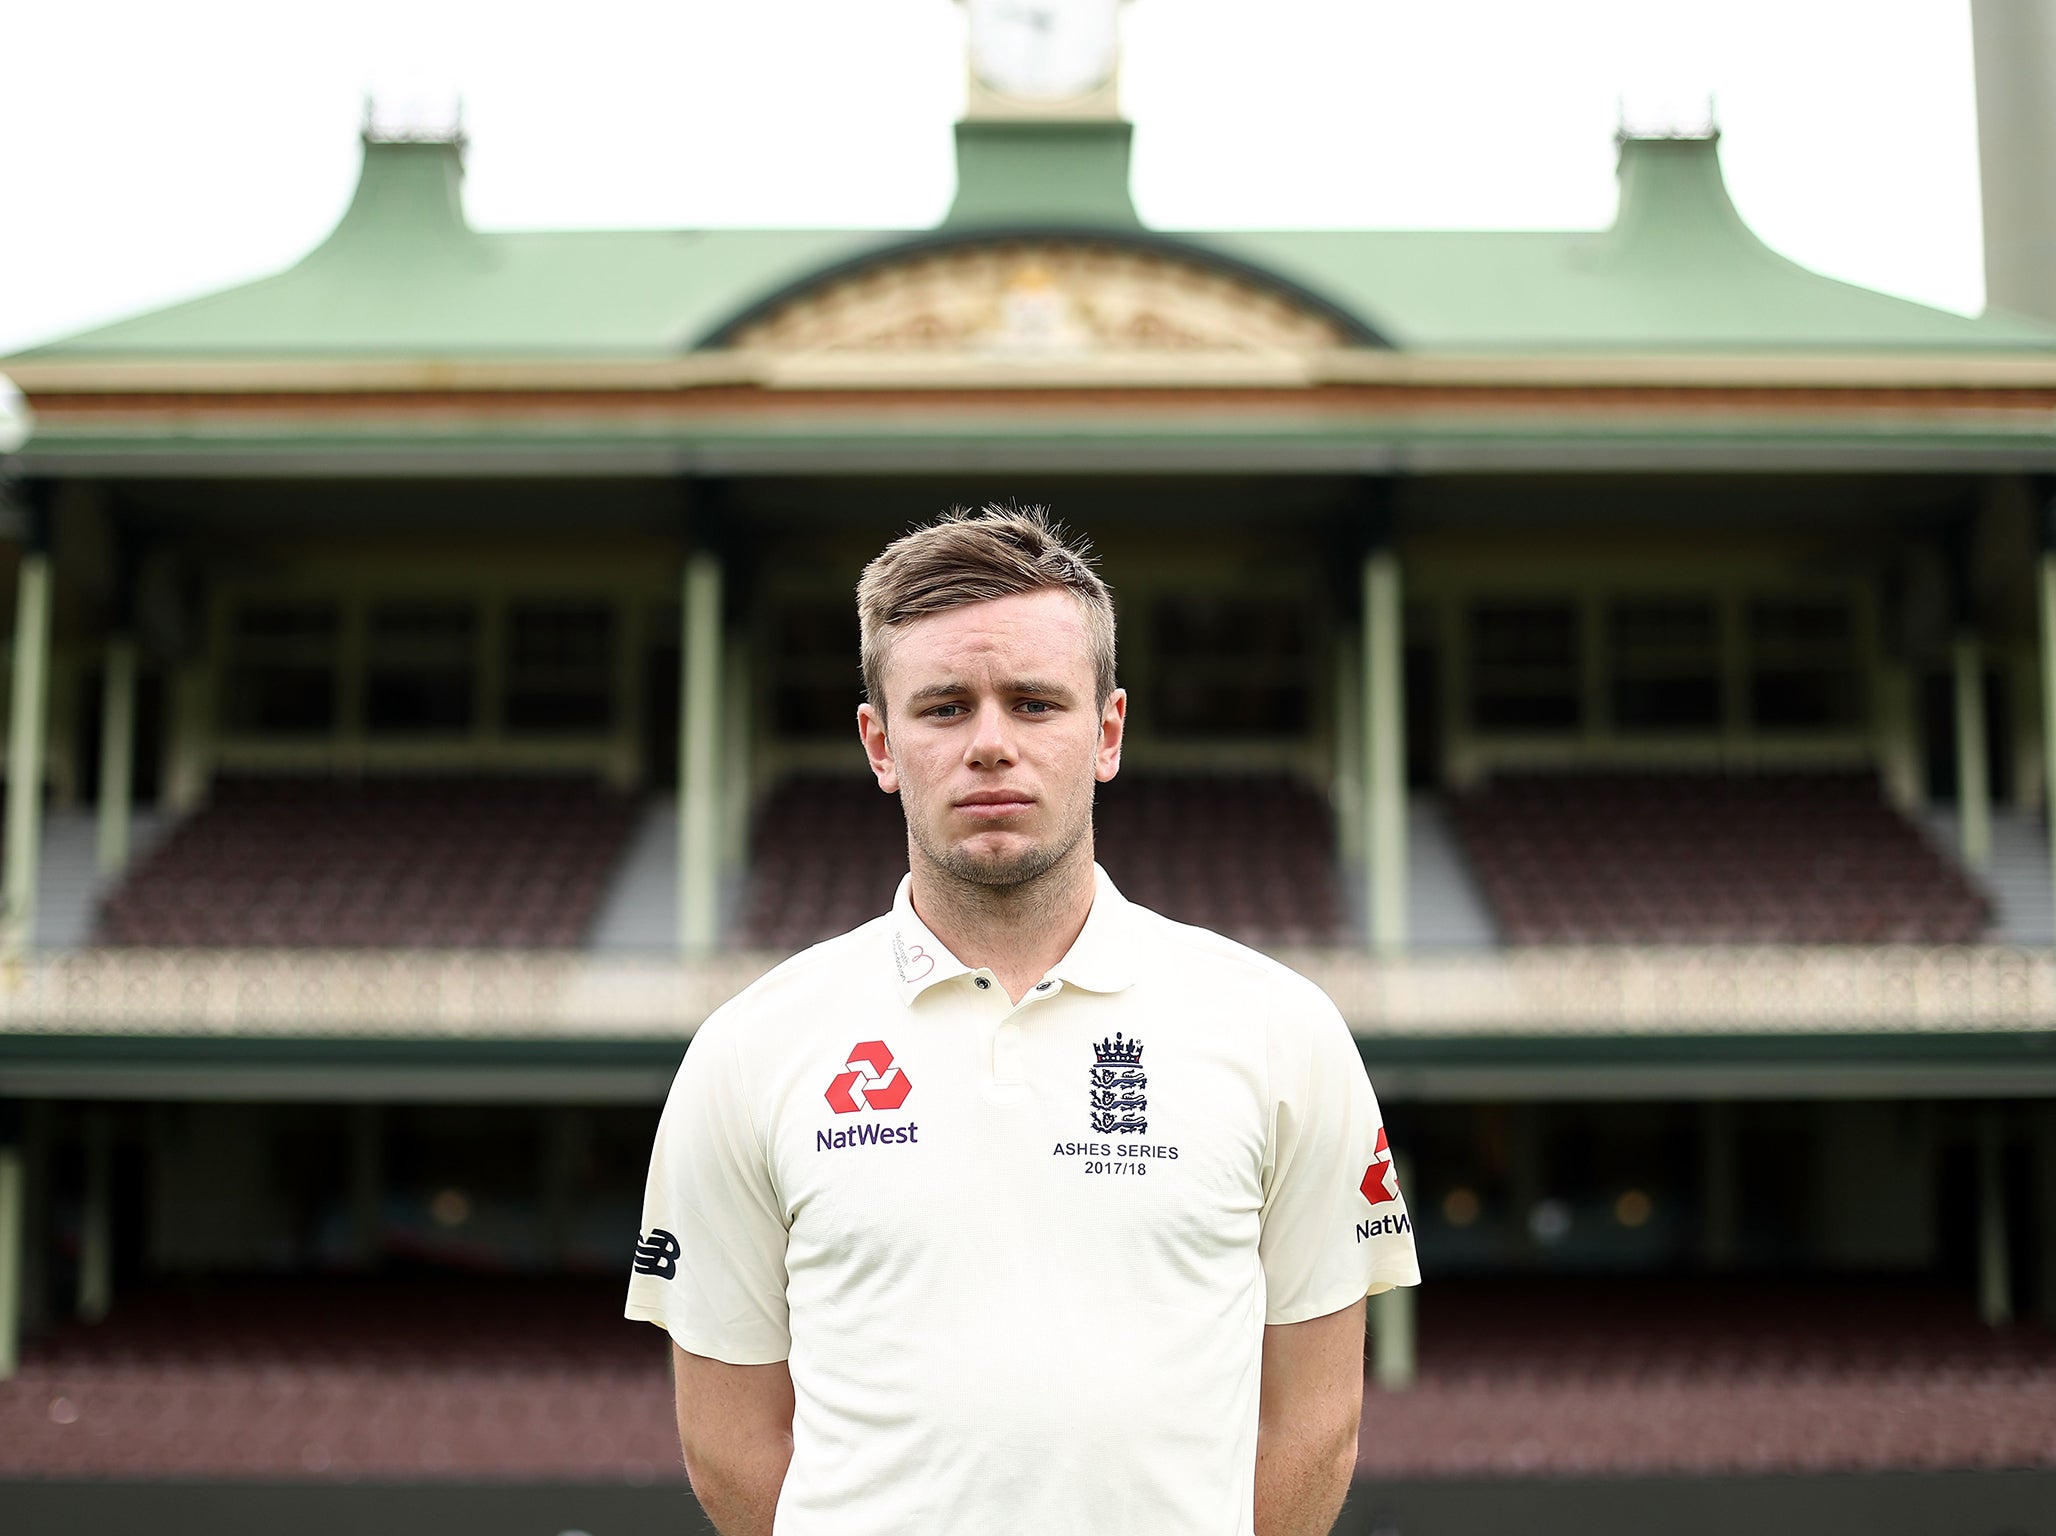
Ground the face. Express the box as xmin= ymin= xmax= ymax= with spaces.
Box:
xmin=857 ymin=588 xmax=1124 ymax=891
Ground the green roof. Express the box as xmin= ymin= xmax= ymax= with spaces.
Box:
xmin=13 ymin=126 xmax=2056 ymax=363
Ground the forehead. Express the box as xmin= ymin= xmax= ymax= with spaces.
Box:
xmin=884 ymin=589 xmax=1093 ymax=686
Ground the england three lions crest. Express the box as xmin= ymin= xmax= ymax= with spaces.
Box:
xmin=1090 ymin=1032 xmax=1147 ymax=1136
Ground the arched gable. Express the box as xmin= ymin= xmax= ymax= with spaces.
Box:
xmin=707 ymin=232 xmax=1386 ymax=358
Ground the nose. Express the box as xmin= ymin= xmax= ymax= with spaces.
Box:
xmin=964 ymin=697 xmax=1017 ymax=769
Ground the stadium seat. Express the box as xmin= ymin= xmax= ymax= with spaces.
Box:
xmin=95 ymin=776 xmax=639 ymax=949
xmin=1447 ymin=771 xmax=1991 ymax=944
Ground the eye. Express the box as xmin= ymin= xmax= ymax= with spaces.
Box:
xmin=925 ymin=703 xmax=967 ymax=719
xmin=1018 ymin=700 xmax=1055 ymax=714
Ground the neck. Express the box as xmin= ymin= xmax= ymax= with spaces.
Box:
xmin=907 ymin=838 xmax=1098 ymax=1003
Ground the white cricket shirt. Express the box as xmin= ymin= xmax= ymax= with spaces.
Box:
xmin=626 ymin=864 xmax=1420 ymax=1536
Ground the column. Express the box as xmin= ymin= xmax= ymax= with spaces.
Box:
xmin=1332 ymin=630 xmax=1364 ymax=871
xmin=678 ymin=550 xmax=724 ymax=955
xmin=3 ymin=494 xmax=53 ymax=963
xmin=2040 ymin=493 xmax=2056 ymax=934
xmin=78 ymin=1109 xmax=112 ymax=1324
xmin=1369 ymin=1153 xmax=1415 ymax=1390
xmin=1362 ymin=544 xmax=1407 ymax=954
xmin=1699 ymin=1100 xmax=1738 ymax=1270
xmin=1874 ymin=657 xmax=1921 ymax=812
xmin=1954 ymin=631 xmax=1992 ymax=871
xmin=539 ymin=1107 xmax=585 ymax=1269
xmin=721 ymin=632 xmax=752 ymax=876
xmin=1978 ymin=1107 xmax=2013 ymax=1328
xmin=0 ymin=1141 xmax=22 ymax=1380
xmin=96 ymin=635 xmax=138 ymax=877
xmin=347 ymin=1105 xmax=382 ymax=1270
xmin=2036 ymin=1106 xmax=2056 ymax=1324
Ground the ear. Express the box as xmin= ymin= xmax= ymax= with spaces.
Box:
xmin=1094 ymin=687 xmax=1126 ymax=783
xmin=857 ymin=701 xmax=899 ymax=794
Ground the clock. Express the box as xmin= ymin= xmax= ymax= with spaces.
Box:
xmin=965 ymin=0 xmax=1122 ymax=103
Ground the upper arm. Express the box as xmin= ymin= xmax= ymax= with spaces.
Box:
xmin=1259 ymin=1297 xmax=1366 ymax=1434
xmin=1258 ymin=989 xmax=1420 ymax=1324
xmin=625 ymin=1016 xmax=793 ymax=1365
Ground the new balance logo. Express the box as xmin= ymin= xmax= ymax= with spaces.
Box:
xmin=632 ymin=1228 xmax=680 ymax=1280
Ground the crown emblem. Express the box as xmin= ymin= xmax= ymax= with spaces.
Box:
xmin=1093 ymin=1032 xmax=1143 ymax=1066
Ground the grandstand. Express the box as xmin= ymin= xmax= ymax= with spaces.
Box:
xmin=4 ymin=9 xmax=2056 ymax=1535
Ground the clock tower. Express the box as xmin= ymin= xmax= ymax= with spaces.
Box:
xmin=959 ymin=0 xmax=1128 ymax=121
xmin=944 ymin=0 xmax=1138 ymax=224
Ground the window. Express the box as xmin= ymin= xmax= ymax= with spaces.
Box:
xmin=366 ymin=601 xmax=476 ymax=734
xmin=1468 ymin=601 xmax=1580 ymax=732
xmin=1748 ymin=597 xmax=1862 ymax=729
xmin=1152 ymin=597 xmax=1312 ymax=737
xmin=223 ymin=602 xmax=339 ymax=734
xmin=504 ymin=602 xmax=616 ymax=734
xmin=1609 ymin=598 xmax=1721 ymax=731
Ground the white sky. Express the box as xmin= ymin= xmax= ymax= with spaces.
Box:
xmin=0 ymin=0 xmax=1988 ymax=358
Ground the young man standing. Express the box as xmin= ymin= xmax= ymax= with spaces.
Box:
xmin=627 ymin=506 xmax=1419 ymax=1536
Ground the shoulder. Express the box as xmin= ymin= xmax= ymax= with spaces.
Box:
xmin=692 ymin=914 xmax=893 ymax=1053
xmin=1121 ymin=900 xmax=1337 ymax=1020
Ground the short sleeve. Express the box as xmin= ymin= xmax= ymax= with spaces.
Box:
xmin=624 ymin=1010 xmax=792 ymax=1364
xmin=1258 ymin=989 xmax=1421 ymax=1324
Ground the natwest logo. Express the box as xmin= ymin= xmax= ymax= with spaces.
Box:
xmin=1360 ymin=1126 xmax=1400 ymax=1206
xmin=826 ymin=1040 xmax=913 ymax=1114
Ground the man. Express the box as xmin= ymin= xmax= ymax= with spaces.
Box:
xmin=627 ymin=505 xmax=1419 ymax=1536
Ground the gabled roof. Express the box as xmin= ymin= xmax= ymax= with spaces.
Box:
xmin=11 ymin=125 xmax=2055 ymax=365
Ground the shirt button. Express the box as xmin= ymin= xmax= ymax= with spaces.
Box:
xmin=975 ymin=977 xmax=991 ymax=990
xmin=1036 ymin=981 xmax=1053 ymax=991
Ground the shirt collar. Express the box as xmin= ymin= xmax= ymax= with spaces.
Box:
xmin=887 ymin=862 xmax=1139 ymax=1007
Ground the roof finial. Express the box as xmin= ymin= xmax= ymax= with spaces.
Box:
xmin=1616 ymin=89 xmax=1720 ymax=144
xmin=361 ymin=86 xmax=468 ymax=148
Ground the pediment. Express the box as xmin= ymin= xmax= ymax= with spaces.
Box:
xmin=725 ymin=239 xmax=1360 ymax=360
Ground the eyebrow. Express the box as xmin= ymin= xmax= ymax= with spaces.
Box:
xmin=906 ymin=678 xmax=1077 ymax=704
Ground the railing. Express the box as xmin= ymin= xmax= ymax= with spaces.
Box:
xmin=0 ymin=944 xmax=2051 ymax=1040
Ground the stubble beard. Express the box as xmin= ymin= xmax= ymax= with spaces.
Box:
xmin=907 ymin=789 xmax=1094 ymax=894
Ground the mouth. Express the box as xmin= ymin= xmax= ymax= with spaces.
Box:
xmin=954 ymin=792 xmax=1035 ymax=819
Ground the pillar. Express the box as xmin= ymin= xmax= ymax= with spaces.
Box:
xmin=1370 ymin=1153 xmax=1415 ymax=1390
xmin=1972 ymin=0 xmax=2056 ymax=326
xmin=721 ymin=632 xmax=752 ymax=876
xmin=1362 ymin=543 xmax=1406 ymax=954
xmin=2040 ymin=493 xmax=2056 ymax=934
xmin=2036 ymin=1105 xmax=2056 ymax=1325
xmin=1954 ymin=631 xmax=1992 ymax=870
xmin=678 ymin=550 xmax=724 ymax=954
xmin=96 ymin=635 xmax=137 ymax=877
xmin=78 ymin=1109 xmax=112 ymax=1324
xmin=540 ymin=1107 xmax=584 ymax=1268
xmin=347 ymin=1106 xmax=382 ymax=1269
xmin=1978 ymin=1108 xmax=2013 ymax=1328
xmin=1699 ymin=1100 xmax=1738 ymax=1270
xmin=1874 ymin=659 xmax=1921 ymax=811
xmin=0 ymin=1143 xmax=22 ymax=1380
xmin=1333 ymin=630 xmax=1364 ymax=871
xmin=3 ymin=495 xmax=53 ymax=962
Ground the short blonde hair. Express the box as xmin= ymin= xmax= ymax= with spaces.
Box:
xmin=857 ymin=504 xmax=1117 ymax=716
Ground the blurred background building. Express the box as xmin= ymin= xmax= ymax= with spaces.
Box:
xmin=1 ymin=1 xmax=2054 ymax=1531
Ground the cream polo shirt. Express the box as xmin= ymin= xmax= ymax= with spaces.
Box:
xmin=626 ymin=864 xmax=1419 ymax=1536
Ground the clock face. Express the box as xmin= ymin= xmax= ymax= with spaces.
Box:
xmin=966 ymin=0 xmax=1120 ymax=102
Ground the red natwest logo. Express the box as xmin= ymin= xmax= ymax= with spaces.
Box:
xmin=1360 ymin=1126 xmax=1399 ymax=1206
xmin=826 ymin=1040 xmax=912 ymax=1115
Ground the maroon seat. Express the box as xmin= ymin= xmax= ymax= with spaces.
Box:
xmin=96 ymin=776 xmax=640 ymax=949
xmin=1448 ymin=771 xmax=1991 ymax=945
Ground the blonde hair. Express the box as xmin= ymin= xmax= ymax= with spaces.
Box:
xmin=857 ymin=504 xmax=1117 ymax=716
